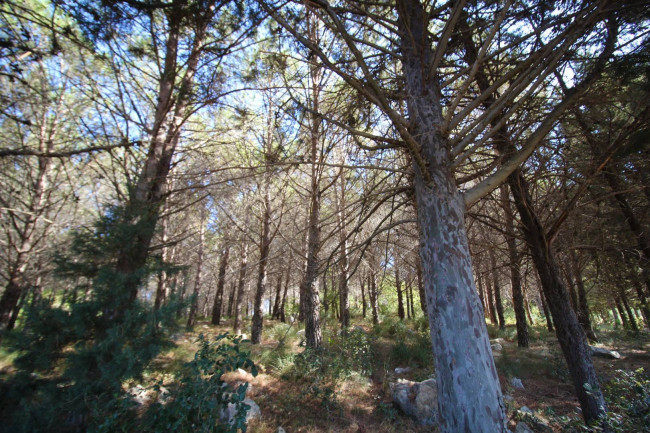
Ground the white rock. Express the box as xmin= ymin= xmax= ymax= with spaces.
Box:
xmin=221 ymin=397 xmax=261 ymax=425
xmin=277 ymin=428 xmax=286 ymax=433
xmin=511 ymin=377 xmax=524 ymax=389
xmin=394 ymin=367 xmax=412 ymax=374
xmin=491 ymin=343 xmax=503 ymax=351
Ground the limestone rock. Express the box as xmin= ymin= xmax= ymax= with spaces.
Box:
xmin=389 ymin=378 xmax=438 ymax=426
xmin=220 ymin=397 xmax=261 ymax=425
xmin=511 ymin=377 xmax=524 ymax=389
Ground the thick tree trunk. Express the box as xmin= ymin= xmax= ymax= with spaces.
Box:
xmin=187 ymin=216 xmax=206 ymax=329
xmin=501 ymin=185 xmax=528 ymax=346
xmin=396 ymin=1 xmax=506 ymax=430
xmin=211 ymin=245 xmax=230 ymax=325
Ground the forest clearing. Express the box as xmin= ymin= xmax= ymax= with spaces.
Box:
xmin=1 ymin=0 xmax=649 ymax=432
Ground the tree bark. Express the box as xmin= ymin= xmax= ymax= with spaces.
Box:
xmin=233 ymin=240 xmax=249 ymax=335
xmin=396 ymin=1 xmax=506 ymax=430
xmin=570 ymin=250 xmax=598 ymax=341
xmin=508 ymin=170 xmax=607 ymax=423
xmin=251 ymin=169 xmax=273 ymax=344
xmin=187 ymin=214 xmax=206 ymax=329
xmin=396 ymin=266 xmax=405 ymax=321
xmin=501 ymin=185 xmax=528 ymax=346
xmin=211 ymin=245 xmax=230 ymax=325
xmin=489 ymin=249 xmax=506 ymax=330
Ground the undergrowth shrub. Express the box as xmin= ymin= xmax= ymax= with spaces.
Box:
xmin=138 ymin=333 xmax=258 ymax=433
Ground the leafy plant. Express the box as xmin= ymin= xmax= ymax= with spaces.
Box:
xmin=139 ymin=333 xmax=258 ymax=433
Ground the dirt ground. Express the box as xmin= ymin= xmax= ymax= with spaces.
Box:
xmin=167 ymin=321 xmax=650 ymax=433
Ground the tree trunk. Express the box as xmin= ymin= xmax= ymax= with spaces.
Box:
xmin=489 ymin=249 xmax=506 ymax=330
xmin=620 ymin=289 xmax=639 ymax=332
xmin=501 ymin=184 xmax=528 ymax=346
xmin=369 ymin=273 xmax=379 ymax=326
xmin=233 ymin=241 xmax=249 ymax=335
xmin=252 ymin=169 xmax=273 ymax=344
xmin=416 ymin=258 xmax=427 ymax=313
xmin=187 ymin=214 xmax=206 ymax=330
xmin=570 ymin=250 xmax=598 ymax=341
xmin=396 ymin=266 xmax=405 ymax=321
xmin=279 ymin=261 xmax=291 ymax=323
xmin=335 ymin=171 xmax=350 ymax=328
xmin=539 ymin=287 xmax=554 ymax=332
xmin=115 ymin=9 xmax=210 ymax=307
xmin=360 ymin=275 xmax=367 ymax=318
xmin=396 ymin=1 xmax=506 ymax=429
xmin=485 ymin=275 xmax=498 ymax=326
xmin=508 ymin=169 xmax=607 ymax=423
xmin=272 ymin=271 xmax=283 ymax=320
xmin=211 ymin=245 xmax=230 ymax=325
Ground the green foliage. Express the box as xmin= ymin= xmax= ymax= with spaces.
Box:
xmin=601 ymin=368 xmax=650 ymax=431
xmin=138 ymin=333 xmax=258 ymax=433
xmin=278 ymin=328 xmax=375 ymax=414
xmin=389 ymin=333 xmax=433 ymax=368
xmin=0 ymin=205 xmax=184 ymax=432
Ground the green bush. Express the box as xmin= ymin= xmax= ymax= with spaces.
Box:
xmin=138 ymin=333 xmax=258 ymax=433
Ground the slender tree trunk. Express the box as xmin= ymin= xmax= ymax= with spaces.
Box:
xmin=539 ymin=287 xmax=554 ymax=332
xmin=396 ymin=1 xmax=506 ymax=429
xmin=369 ymin=273 xmax=379 ymax=326
xmin=211 ymin=245 xmax=230 ymax=325
xmin=272 ymin=272 xmax=283 ymax=320
xmin=154 ymin=208 xmax=170 ymax=312
xmin=485 ymin=276 xmax=498 ymax=325
xmin=570 ymin=250 xmax=598 ymax=341
xmin=501 ymin=184 xmax=528 ymax=346
xmin=416 ymin=258 xmax=427 ymax=313
xmin=227 ymin=282 xmax=236 ymax=317
xmin=187 ymin=214 xmax=206 ymax=330
xmin=489 ymin=249 xmax=506 ymax=330
xmin=115 ymin=9 xmax=211 ymax=306
xmin=335 ymin=171 xmax=350 ymax=328
xmin=477 ymin=272 xmax=486 ymax=317
xmin=233 ymin=241 xmax=249 ymax=335
xmin=508 ymin=169 xmax=607 ymax=423
xmin=620 ymin=289 xmax=639 ymax=332
xmin=629 ymin=268 xmax=650 ymax=328
xmin=279 ymin=261 xmax=291 ymax=323
xmin=360 ymin=275 xmax=367 ymax=318
xmin=252 ymin=169 xmax=273 ymax=344
xmin=396 ymin=267 xmax=405 ymax=321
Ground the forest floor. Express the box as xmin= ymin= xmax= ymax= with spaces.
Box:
xmin=150 ymin=318 xmax=650 ymax=433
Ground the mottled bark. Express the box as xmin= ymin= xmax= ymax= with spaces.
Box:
xmin=369 ymin=273 xmax=379 ymax=326
xmin=396 ymin=1 xmax=506 ymax=430
xmin=211 ymin=245 xmax=230 ymax=325
xmin=501 ymin=185 xmax=528 ymax=347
